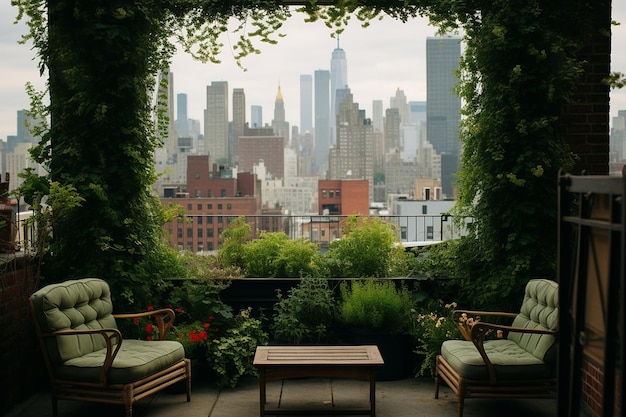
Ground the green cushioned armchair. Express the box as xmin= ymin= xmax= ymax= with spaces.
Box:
xmin=29 ymin=278 xmax=191 ymax=417
xmin=434 ymin=278 xmax=558 ymax=417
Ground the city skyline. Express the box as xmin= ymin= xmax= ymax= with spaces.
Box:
xmin=1 ymin=3 xmax=626 ymax=141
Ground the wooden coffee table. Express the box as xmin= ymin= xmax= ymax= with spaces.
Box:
xmin=253 ymin=345 xmax=384 ymax=417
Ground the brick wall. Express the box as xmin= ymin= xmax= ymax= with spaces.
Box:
xmin=0 ymin=257 xmax=46 ymax=415
xmin=581 ymin=357 xmax=623 ymax=417
xmin=560 ymin=6 xmax=611 ymax=175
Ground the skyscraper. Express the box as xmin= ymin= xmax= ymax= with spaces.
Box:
xmin=176 ymin=93 xmax=189 ymax=138
xmin=271 ymin=83 xmax=290 ymax=145
xmin=204 ymin=81 xmax=229 ymax=164
xmin=314 ymin=69 xmax=331 ymax=174
xmin=330 ymin=40 xmax=348 ymax=145
xmin=300 ymin=74 xmax=313 ymax=135
xmin=251 ymin=105 xmax=262 ymax=128
xmin=328 ymin=93 xmax=374 ymax=201
xmin=426 ymin=36 xmax=462 ymax=156
xmin=232 ymin=88 xmax=245 ymax=164
xmin=426 ymin=36 xmax=462 ymax=197
xmin=390 ymin=88 xmax=409 ymax=125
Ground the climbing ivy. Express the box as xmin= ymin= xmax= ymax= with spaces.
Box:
xmin=11 ymin=0 xmax=606 ymax=309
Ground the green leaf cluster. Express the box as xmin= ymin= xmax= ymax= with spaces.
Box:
xmin=339 ymin=279 xmax=416 ymax=334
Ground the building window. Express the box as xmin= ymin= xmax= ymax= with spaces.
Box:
xmin=329 ymin=190 xmax=334 ymax=198
xmin=197 ymin=204 xmax=202 ymax=210
xmin=195 ymin=190 xmax=201 ymax=197
xmin=218 ymin=227 xmax=223 ymax=236
xmin=198 ymin=243 xmax=204 ymax=252
xmin=208 ymin=228 xmax=214 ymax=238
xmin=195 ymin=172 xmax=200 ymax=179
xmin=321 ymin=229 xmax=326 ymax=237
xmin=217 ymin=216 xmax=223 ymax=223
xmin=177 ymin=228 xmax=183 ymax=238
xmin=218 ymin=203 xmax=223 ymax=210
xmin=227 ymin=203 xmax=232 ymax=210
xmin=426 ymin=226 xmax=434 ymax=240
xmin=187 ymin=228 xmax=193 ymax=238
xmin=322 ymin=190 xmax=327 ymax=199
xmin=401 ymin=226 xmax=407 ymax=240
xmin=197 ymin=216 xmax=203 ymax=225
xmin=187 ymin=204 xmax=192 ymax=210
xmin=197 ymin=228 xmax=203 ymax=238
xmin=422 ymin=205 xmax=427 ymax=215
xmin=208 ymin=216 xmax=213 ymax=224
xmin=208 ymin=242 xmax=214 ymax=251
xmin=221 ymin=189 xmax=227 ymax=197
xmin=208 ymin=204 xmax=213 ymax=210
xmin=208 ymin=189 xmax=212 ymax=197
xmin=187 ymin=242 xmax=193 ymax=251
xmin=177 ymin=243 xmax=183 ymax=251
xmin=336 ymin=190 xmax=340 ymax=198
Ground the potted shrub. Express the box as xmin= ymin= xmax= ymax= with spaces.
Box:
xmin=339 ymin=279 xmax=416 ymax=380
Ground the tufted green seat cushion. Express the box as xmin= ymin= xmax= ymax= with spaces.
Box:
xmin=30 ymin=278 xmax=186 ymax=384
xmin=441 ymin=339 xmax=555 ymax=380
xmin=56 ymin=339 xmax=185 ymax=384
xmin=440 ymin=279 xmax=558 ymax=380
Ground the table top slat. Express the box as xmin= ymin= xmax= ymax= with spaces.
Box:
xmin=254 ymin=345 xmax=384 ymax=366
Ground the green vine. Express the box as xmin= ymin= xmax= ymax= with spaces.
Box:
xmin=10 ymin=0 xmax=607 ymax=310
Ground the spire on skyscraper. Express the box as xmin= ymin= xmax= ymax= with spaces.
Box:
xmin=276 ymin=82 xmax=283 ymax=101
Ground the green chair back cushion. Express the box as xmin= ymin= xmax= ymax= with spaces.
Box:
xmin=30 ymin=278 xmax=118 ymax=365
xmin=507 ymin=279 xmax=558 ymax=363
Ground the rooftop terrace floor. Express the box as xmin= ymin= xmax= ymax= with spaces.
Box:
xmin=7 ymin=375 xmax=557 ymax=417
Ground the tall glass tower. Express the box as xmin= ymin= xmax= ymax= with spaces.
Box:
xmin=426 ymin=36 xmax=462 ymax=197
xmin=330 ymin=40 xmax=348 ymax=145
xmin=426 ymin=36 xmax=462 ymax=156
xmin=300 ymin=74 xmax=313 ymax=135
xmin=314 ymin=69 xmax=331 ymax=174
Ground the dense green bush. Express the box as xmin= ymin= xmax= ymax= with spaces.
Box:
xmin=324 ymin=216 xmax=416 ymax=278
xmin=339 ymin=279 xmax=415 ymax=335
xmin=271 ymin=275 xmax=338 ymax=344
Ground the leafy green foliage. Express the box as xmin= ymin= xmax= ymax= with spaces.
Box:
xmin=339 ymin=279 xmax=416 ymax=334
xmin=324 ymin=216 xmax=414 ymax=278
xmin=204 ymin=308 xmax=268 ymax=388
xmin=271 ymin=275 xmax=338 ymax=344
xmin=410 ymin=301 xmax=462 ymax=377
xmin=241 ymin=231 xmax=322 ymax=278
xmin=217 ymin=216 xmax=251 ymax=272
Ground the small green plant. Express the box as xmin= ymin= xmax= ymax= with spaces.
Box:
xmin=204 ymin=307 xmax=268 ymax=388
xmin=339 ymin=279 xmax=415 ymax=334
xmin=271 ymin=275 xmax=338 ymax=344
xmin=410 ymin=301 xmax=463 ymax=377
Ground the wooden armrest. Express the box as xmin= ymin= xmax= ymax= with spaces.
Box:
xmin=469 ymin=322 xmax=556 ymax=385
xmin=114 ymin=308 xmax=176 ymax=340
xmin=454 ymin=309 xmax=518 ymax=319
xmin=46 ymin=328 xmax=123 ymax=386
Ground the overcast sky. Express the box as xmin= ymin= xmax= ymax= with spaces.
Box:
xmin=1 ymin=4 xmax=625 ymax=141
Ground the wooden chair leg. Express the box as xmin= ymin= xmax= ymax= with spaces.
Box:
xmin=434 ymin=356 xmax=440 ymax=399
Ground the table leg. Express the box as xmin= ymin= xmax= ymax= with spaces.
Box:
xmin=370 ymin=369 xmax=376 ymax=417
xmin=258 ymin=369 xmax=266 ymax=417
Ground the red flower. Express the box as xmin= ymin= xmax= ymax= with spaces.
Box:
xmin=203 ymin=323 xmax=211 ymax=329
xmin=188 ymin=330 xmax=201 ymax=343
xmin=198 ymin=330 xmax=208 ymax=340
xmin=145 ymin=323 xmax=154 ymax=334
xmin=208 ymin=315 xmax=215 ymax=321
xmin=147 ymin=305 xmax=154 ymax=311
xmin=175 ymin=307 xmax=183 ymax=314
xmin=133 ymin=317 xmax=139 ymax=325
